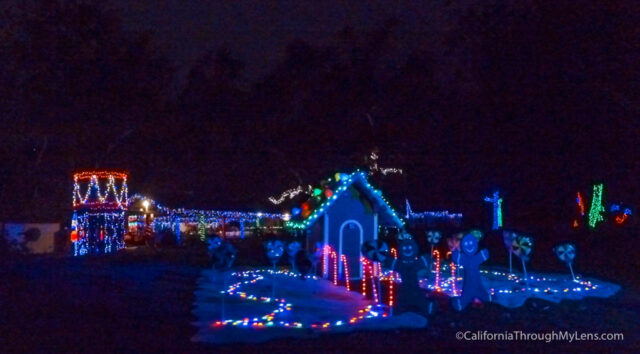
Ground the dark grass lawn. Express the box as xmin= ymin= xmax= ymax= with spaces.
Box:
xmin=1 ymin=247 xmax=639 ymax=353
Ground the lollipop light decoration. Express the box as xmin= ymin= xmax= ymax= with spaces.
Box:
xmin=265 ymin=240 xmax=285 ymax=299
xmin=554 ymin=243 xmax=577 ymax=281
xmin=511 ymin=235 xmax=533 ymax=287
xmin=426 ymin=230 xmax=442 ymax=258
xmin=311 ymin=242 xmax=323 ymax=275
xmin=265 ymin=240 xmax=285 ymax=271
xmin=447 ymin=234 xmax=461 ymax=253
xmin=287 ymin=241 xmax=302 ymax=273
xmin=207 ymin=236 xmax=237 ymax=321
xmin=361 ymin=240 xmax=390 ymax=304
xmin=208 ymin=236 xmax=237 ymax=270
xmin=361 ymin=239 xmax=390 ymax=264
xmin=502 ymin=230 xmax=518 ymax=274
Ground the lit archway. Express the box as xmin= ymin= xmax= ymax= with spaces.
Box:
xmin=339 ymin=219 xmax=363 ymax=278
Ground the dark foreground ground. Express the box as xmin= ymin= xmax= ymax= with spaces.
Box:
xmin=1 ymin=248 xmax=639 ymax=353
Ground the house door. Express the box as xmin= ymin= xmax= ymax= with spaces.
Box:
xmin=339 ymin=220 xmax=363 ymax=279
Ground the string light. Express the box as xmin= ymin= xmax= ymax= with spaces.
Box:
xmin=268 ymin=185 xmax=312 ymax=205
xmin=212 ymin=268 xmax=385 ymax=330
xmin=130 ymin=195 xmax=284 ymax=231
xmin=73 ymin=172 xmax=128 ymax=209
xmin=421 ymin=266 xmax=600 ymax=298
xmin=332 ymin=250 xmax=338 ymax=286
xmin=368 ymin=151 xmax=403 ymax=176
xmin=481 ymin=270 xmax=599 ymax=296
xmin=405 ymin=199 xmax=463 ymax=220
xmin=341 ymin=254 xmax=351 ymax=291
xmin=360 ymin=256 xmax=367 ymax=297
xmin=433 ymin=250 xmax=441 ymax=291
xmin=323 ymin=245 xmax=330 ymax=278
xmin=450 ymin=262 xmax=458 ymax=296
xmin=360 ymin=256 xmax=398 ymax=306
xmin=388 ymin=271 xmax=394 ymax=307
xmin=369 ymin=261 xmax=379 ymax=303
xmin=588 ymin=184 xmax=605 ymax=229
xmin=361 ymin=257 xmax=381 ymax=304
xmin=72 ymin=171 xmax=127 ymax=256
xmin=286 ymin=172 xmax=404 ymax=229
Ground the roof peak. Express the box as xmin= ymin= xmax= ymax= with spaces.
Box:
xmin=286 ymin=171 xmax=404 ymax=229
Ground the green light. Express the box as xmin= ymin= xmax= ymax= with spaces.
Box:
xmin=588 ymin=184 xmax=605 ymax=229
xmin=286 ymin=172 xmax=403 ymax=229
xmin=497 ymin=199 xmax=503 ymax=228
xmin=198 ymin=213 xmax=206 ymax=241
xmin=484 ymin=191 xmax=503 ymax=230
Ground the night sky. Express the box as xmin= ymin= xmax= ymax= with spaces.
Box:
xmin=0 ymin=0 xmax=638 ymax=234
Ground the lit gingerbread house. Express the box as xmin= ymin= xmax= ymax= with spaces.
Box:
xmin=286 ymin=172 xmax=404 ymax=279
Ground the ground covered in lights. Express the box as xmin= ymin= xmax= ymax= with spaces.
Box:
xmin=422 ymin=265 xmax=620 ymax=308
xmin=2 ymin=249 xmax=637 ymax=352
xmin=192 ymin=266 xmax=619 ymax=344
xmin=192 ymin=269 xmax=427 ymax=344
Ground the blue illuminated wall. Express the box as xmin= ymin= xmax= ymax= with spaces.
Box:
xmin=306 ymin=184 xmax=400 ymax=279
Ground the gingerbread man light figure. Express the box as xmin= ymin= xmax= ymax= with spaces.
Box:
xmin=452 ymin=234 xmax=491 ymax=311
xmin=388 ymin=233 xmax=435 ymax=315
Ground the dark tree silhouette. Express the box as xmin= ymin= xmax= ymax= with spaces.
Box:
xmin=0 ymin=0 xmax=173 ymax=220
